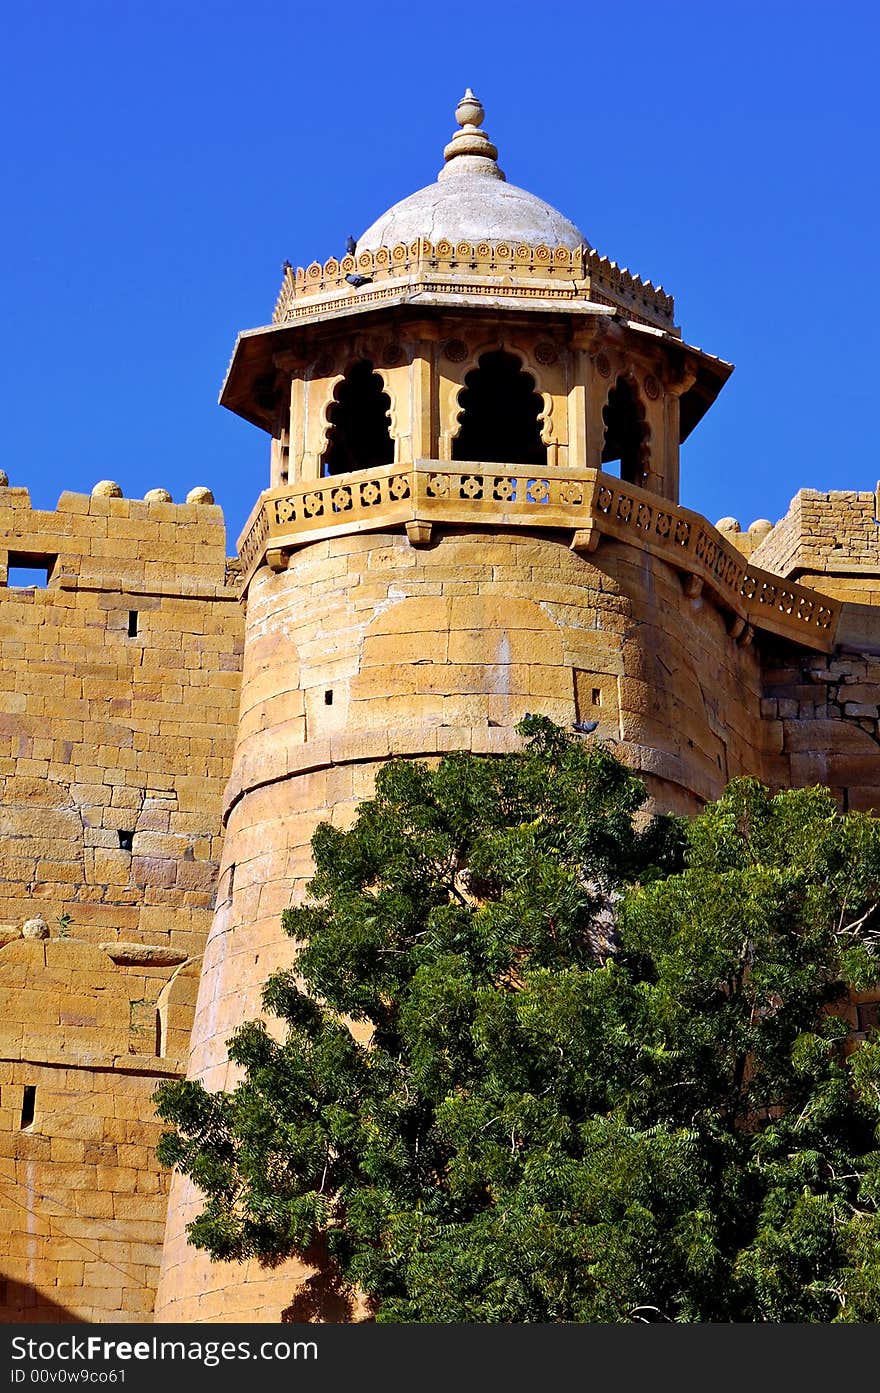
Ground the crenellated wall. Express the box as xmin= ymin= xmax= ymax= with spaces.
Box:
xmin=750 ymin=487 xmax=880 ymax=601
xmin=0 ymin=480 xmax=243 ymax=1322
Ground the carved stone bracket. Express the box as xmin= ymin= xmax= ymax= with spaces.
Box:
xmin=265 ymin=548 xmax=290 ymax=573
xmin=405 ymin=520 xmax=433 ymax=547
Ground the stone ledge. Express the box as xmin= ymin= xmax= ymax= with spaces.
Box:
xmin=99 ymin=943 xmax=189 ymax=966
xmin=1 ymin=1051 xmax=184 ymax=1074
xmin=222 ymin=724 xmax=525 ymax=823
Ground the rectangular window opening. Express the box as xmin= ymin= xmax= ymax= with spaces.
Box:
xmin=591 ymin=689 xmax=602 ymax=706
xmin=128 ymin=610 xmax=139 ymax=637
xmin=20 ymin=1085 xmax=36 ymax=1130
xmin=118 ymin=829 xmax=134 ymax=852
xmin=7 ymin=551 xmax=57 ymax=589
xmin=324 ymin=690 xmax=333 ymax=706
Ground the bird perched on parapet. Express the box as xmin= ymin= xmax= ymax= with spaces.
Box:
xmin=572 ymin=720 xmax=599 ymax=735
xmin=345 ymin=235 xmax=357 ymax=256
xmin=282 ymin=259 xmax=292 ymax=273
xmin=345 ymin=272 xmax=372 ymax=288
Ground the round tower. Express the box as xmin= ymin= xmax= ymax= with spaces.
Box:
xmin=154 ymin=94 xmax=838 ymax=1322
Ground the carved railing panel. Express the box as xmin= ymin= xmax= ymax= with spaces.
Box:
xmin=236 ymin=463 xmax=840 ymax=650
xmin=593 ymin=479 xmax=837 ymax=642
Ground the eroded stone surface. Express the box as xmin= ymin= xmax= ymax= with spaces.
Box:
xmin=22 ymin=914 xmax=50 ymax=940
xmin=100 ymin=942 xmax=189 ymax=966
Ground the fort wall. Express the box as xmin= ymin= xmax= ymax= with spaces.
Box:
xmin=5 ymin=476 xmax=880 ymax=1322
xmin=748 ymin=487 xmax=880 ymax=600
xmin=0 ymin=937 xmax=198 ymax=1321
xmin=0 ymin=485 xmax=243 ymax=950
xmin=0 ymin=482 xmax=243 ymax=1321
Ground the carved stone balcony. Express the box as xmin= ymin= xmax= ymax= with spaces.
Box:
xmin=236 ymin=461 xmax=841 ymax=651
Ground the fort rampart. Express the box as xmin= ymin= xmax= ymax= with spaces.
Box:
xmin=0 ymin=482 xmax=242 ymax=1320
xmin=3 ymin=468 xmax=880 ymax=1321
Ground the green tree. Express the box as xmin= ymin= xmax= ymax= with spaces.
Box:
xmin=154 ymin=717 xmax=880 ymax=1321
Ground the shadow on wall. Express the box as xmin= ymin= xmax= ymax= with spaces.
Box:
xmin=280 ymin=1242 xmax=374 ymax=1324
xmin=0 ymin=1275 xmax=79 ymax=1323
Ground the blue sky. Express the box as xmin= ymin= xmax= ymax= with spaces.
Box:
xmin=2 ymin=0 xmax=879 ymax=551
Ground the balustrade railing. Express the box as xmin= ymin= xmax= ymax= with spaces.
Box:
xmin=236 ymin=462 xmax=840 ymax=650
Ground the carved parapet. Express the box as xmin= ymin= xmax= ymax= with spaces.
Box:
xmin=271 ymin=240 xmax=675 ymax=332
xmin=584 ymin=247 xmax=674 ymax=327
xmin=591 ymin=477 xmax=839 ymax=649
xmin=236 ymin=461 xmax=841 ymax=652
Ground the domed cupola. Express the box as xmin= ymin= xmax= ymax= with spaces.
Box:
xmin=356 ymin=90 xmax=586 ymax=253
xmin=222 ymin=90 xmax=735 ymax=593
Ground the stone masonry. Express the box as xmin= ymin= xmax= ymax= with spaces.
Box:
xmin=5 ymin=92 xmax=880 ymax=1324
xmin=0 ymin=482 xmax=242 ymax=1321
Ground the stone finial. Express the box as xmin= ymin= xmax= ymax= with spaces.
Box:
xmin=145 ymin=488 xmax=173 ymax=503
xmin=716 ymin=517 xmax=741 ymax=534
xmin=186 ymin=486 xmax=215 ymax=505
xmin=455 ymin=88 xmax=484 ymax=128
xmin=92 ymin=480 xmax=123 ymax=498
xmin=0 ymin=470 xmax=8 ymax=487
xmin=748 ymin=518 xmax=774 ymax=540
xmin=22 ymin=913 xmax=50 ymax=940
xmin=439 ymin=88 xmax=505 ymax=183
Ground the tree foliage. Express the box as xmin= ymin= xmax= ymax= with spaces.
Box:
xmin=154 ymin=717 xmax=880 ymax=1321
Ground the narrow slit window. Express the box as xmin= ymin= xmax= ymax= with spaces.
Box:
xmin=20 ymin=1085 xmax=36 ymax=1129
xmin=155 ymin=1009 xmax=163 ymax=1057
xmin=223 ymin=861 xmax=236 ymax=907
xmin=324 ymin=690 xmax=333 ymax=705
xmin=128 ymin=611 xmax=139 ymax=637
xmin=592 ymin=688 xmax=602 ymax=706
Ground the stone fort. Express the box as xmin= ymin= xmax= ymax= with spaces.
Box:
xmin=2 ymin=93 xmax=880 ymax=1323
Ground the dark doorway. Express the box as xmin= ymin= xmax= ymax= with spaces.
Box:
xmin=321 ymin=361 xmax=394 ymax=476
xmin=453 ymin=350 xmax=547 ymax=468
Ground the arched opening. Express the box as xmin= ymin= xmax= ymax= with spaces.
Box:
xmin=453 ymin=350 xmax=547 ymax=467
xmin=321 ymin=360 xmax=394 ymax=476
xmin=601 ymin=376 xmax=649 ymax=485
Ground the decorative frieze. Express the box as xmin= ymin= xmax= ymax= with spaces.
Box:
xmin=272 ymin=240 xmax=675 ymax=331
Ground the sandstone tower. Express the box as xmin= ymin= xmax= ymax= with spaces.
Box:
xmin=4 ymin=92 xmax=880 ymax=1325
xmin=152 ymin=93 xmax=880 ymax=1322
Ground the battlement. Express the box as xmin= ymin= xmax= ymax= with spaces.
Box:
xmin=0 ymin=474 xmax=245 ymax=957
xmin=0 ymin=481 xmax=235 ymax=598
xmin=745 ymin=488 xmax=880 ymax=602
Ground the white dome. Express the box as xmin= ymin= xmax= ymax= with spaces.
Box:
xmin=356 ymin=90 xmax=586 ymax=254
xmin=357 ymin=176 xmax=585 ymax=253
